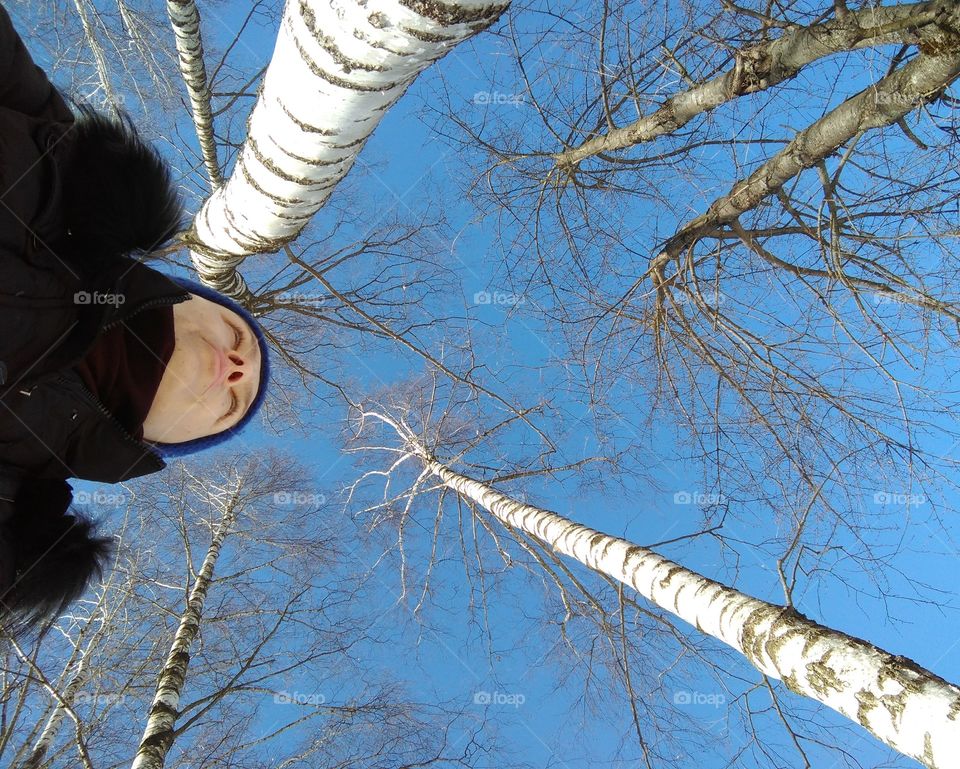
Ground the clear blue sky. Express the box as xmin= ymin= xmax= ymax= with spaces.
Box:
xmin=16 ymin=0 xmax=959 ymax=766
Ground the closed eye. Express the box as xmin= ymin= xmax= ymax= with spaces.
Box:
xmin=223 ymin=392 xmax=239 ymax=421
xmin=229 ymin=321 xmax=245 ymax=352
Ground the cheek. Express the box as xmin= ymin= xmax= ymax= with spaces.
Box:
xmin=196 ymin=391 xmax=229 ymax=425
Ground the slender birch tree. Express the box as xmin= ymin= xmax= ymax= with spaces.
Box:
xmin=9 ymin=583 xmax=119 ymax=769
xmin=422 ymin=0 xmax=960 ymax=581
xmin=14 ymin=0 xmax=182 ymax=113
xmin=163 ymin=0 xmax=510 ymax=297
xmin=1 ymin=451 xmax=504 ymax=769
xmin=12 ymin=1 xmax=960 ymax=765
xmin=353 ymin=405 xmax=960 ymax=769
xmin=165 ymin=0 xmax=222 ymax=189
xmin=129 ymin=471 xmax=240 ymax=769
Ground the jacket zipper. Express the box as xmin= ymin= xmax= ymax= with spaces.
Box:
xmin=68 ymin=374 xmax=164 ymax=471
xmin=100 ymin=292 xmax=191 ymax=333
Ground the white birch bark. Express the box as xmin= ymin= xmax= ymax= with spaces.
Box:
xmin=14 ymin=576 xmax=121 ymax=769
xmin=426 ymin=458 xmax=960 ymax=769
xmin=19 ymin=660 xmax=88 ymax=769
xmin=166 ymin=0 xmax=222 ymax=188
xmin=556 ymin=0 xmax=960 ymax=168
xmin=183 ymin=0 xmax=508 ymax=298
xmin=129 ymin=498 xmax=238 ymax=769
xmin=73 ymin=0 xmax=121 ymax=114
xmin=654 ymin=43 xmax=960 ymax=269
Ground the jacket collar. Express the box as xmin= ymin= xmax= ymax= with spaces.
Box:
xmin=36 ymin=257 xmax=192 ymax=379
xmin=59 ymin=369 xmax=169 ymax=482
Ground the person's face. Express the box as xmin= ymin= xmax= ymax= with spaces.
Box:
xmin=141 ymin=293 xmax=262 ymax=444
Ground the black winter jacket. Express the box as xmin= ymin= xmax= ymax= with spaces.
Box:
xmin=0 ymin=3 xmax=190 ymax=484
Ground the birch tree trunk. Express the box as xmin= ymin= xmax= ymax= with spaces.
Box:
xmin=13 ymin=568 xmax=126 ymax=769
xmin=555 ymin=0 xmax=960 ymax=169
xmin=129 ymin=494 xmax=239 ymax=769
xmin=653 ymin=42 xmax=960 ymax=269
xmin=166 ymin=0 xmax=222 ymax=189
xmin=424 ymin=457 xmax=960 ymax=769
xmin=18 ymin=660 xmax=88 ymax=769
xmin=179 ymin=0 xmax=508 ymax=298
xmin=72 ymin=0 xmax=121 ymax=114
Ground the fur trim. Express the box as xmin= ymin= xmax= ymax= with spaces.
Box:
xmin=59 ymin=102 xmax=185 ymax=270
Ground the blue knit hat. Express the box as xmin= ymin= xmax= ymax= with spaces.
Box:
xmin=148 ymin=277 xmax=270 ymax=458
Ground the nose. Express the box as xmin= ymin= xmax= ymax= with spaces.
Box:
xmin=223 ymin=350 xmax=249 ymax=384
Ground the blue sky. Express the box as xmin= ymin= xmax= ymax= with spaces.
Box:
xmin=14 ymin=0 xmax=960 ymax=766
